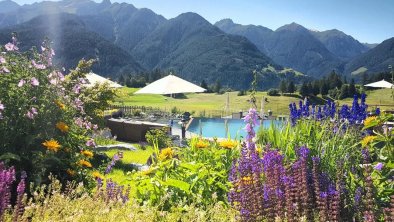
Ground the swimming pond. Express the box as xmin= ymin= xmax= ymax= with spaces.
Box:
xmin=185 ymin=118 xmax=284 ymax=138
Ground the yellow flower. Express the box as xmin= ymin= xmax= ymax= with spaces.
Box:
xmin=219 ymin=140 xmax=237 ymax=149
xmin=256 ymin=146 xmax=262 ymax=154
xmin=66 ymin=169 xmax=76 ymax=177
xmin=42 ymin=139 xmax=61 ymax=152
xmin=78 ymin=160 xmax=92 ymax=168
xmin=54 ymin=100 xmax=66 ymax=110
xmin=81 ymin=150 xmax=94 ymax=158
xmin=92 ymin=171 xmax=104 ymax=180
xmin=159 ymin=147 xmax=174 ymax=161
xmin=196 ymin=140 xmax=209 ymax=149
xmin=361 ymin=136 xmax=377 ymax=147
xmin=241 ymin=176 xmax=253 ymax=185
xmin=56 ymin=121 xmax=69 ymax=133
xmin=364 ymin=116 xmax=377 ymax=126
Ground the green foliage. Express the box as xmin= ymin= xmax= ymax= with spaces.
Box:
xmin=3 ymin=177 xmax=237 ymax=222
xmin=257 ymin=121 xmax=361 ymax=178
xmin=0 ymin=39 xmax=112 ymax=189
xmin=267 ymin=88 xmax=279 ymax=96
xmin=133 ymin=138 xmax=239 ymax=209
xmin=145 ymin=128 xmax=172 ymax=149
xmin=237 ymin=90 xmax=246 ymax=96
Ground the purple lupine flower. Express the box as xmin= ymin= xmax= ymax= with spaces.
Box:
xmin=375 ymin=108 xmax=380 ymax=115
xmin=374 ymin=162 xmax=383 ymax=171
xmin=0 ymin=162 xmax=16 ymax=218
xmin=5 ymin=42 xmax=18 ymax=51
xmin=86 ymin=139 xmax=96 ymax=147
xmin=30 ymin=77 xmax=39 ymax=86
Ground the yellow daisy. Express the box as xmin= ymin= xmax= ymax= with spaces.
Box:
xmin=159 ymin=147 xmax=174 ymax=161
xmin=66 ymin=169 xmax=76 ymax=176
xmin=219 ymin=140 xmax=237 ymax=149
xmin=196 ymin=140 xmax=209 ymax=149
xmin=361 ymin=135 xmax=377 ymax=147
xmin=81 ymin=150 xmax=94 ymax=158
xmin=364 ymin=116 xmax=377 ymax=126
xmin=56 ymin=121 xmax=69 ymax=133
xmin=54 ymin=100 xmax=66 ymax=110
xmin=92 ymin=171 xmax=104 ymax=180
xmin=78 ymin=160 xmax=92 ymax=168
xmin=42 ymin=139 xmax=61 ymax=152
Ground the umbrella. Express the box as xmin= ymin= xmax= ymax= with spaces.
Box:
xmin=85 ymin=72 xmax=123 ymax=88
xmin=364 ymin=79 xmax=393 ymax=88
xmin=134 ymin=74 xmax=206 ymax=94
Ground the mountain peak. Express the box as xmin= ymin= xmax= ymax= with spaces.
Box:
xmin=276 ymin=22 xmax=307 ymax=32
xmin=0 ymin=0 xmax=19 ymax=13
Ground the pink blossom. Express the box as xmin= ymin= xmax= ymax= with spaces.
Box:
xmin=0 ymin=66 xmax=10 ymax=73
xmin=0 ymin=102 xmax=4 ymax=111
xmin=18 ymin=79 xmax=26 ymax=87
xmin=5 ymin=43 xmax=18 ymax=51
xmin=31 ymin=60 xmax=46 ymax=70
xmin=74 ymin=117 xmax=84 ymax=128
xmin=86 ymin=139 xmax=96 ymax=147
xmin=93 ymin=124 xmax=98 ymax=130
xmin=26 ymin=111 xmax=34 ymax=119
xmin=31 ymin=107 xmax=38 ymax=115
xmin=73 ymin=84 xmax=81 ymax=94
xmin=0 ymin=56 xmax=5 ymax=64
xmin=25 ymin=107 xmax=38 ymax=119
xmin=31 ymin=77 xmax=39 ymax=86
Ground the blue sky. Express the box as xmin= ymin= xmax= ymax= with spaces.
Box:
xmin=10 ymin=0 xmax=394 ymax=43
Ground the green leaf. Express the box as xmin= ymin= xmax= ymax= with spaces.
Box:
xmin=163 ymin=178 xmax=190 ymax=194
xmin=0 ymin=152 xmax=21 ymax=162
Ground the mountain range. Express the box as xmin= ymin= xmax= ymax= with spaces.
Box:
xmin=0 ymin=0 xmax=392 ymax=89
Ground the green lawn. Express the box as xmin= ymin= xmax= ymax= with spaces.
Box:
xmin=114 ymin=87 xmax=394 ymax=116
xmin=100 ymin=147 xmax=154 ymax=193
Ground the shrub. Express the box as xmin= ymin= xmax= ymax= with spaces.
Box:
xmin=0 ymin=37 xmax=113 ymax=189
xmin=237 ymin=90 xmax=246 ymax=96
xmin=267 ymin=88 xmax=279 ymax=96
xmin=145 ymin=128 xmax=171 ymax=149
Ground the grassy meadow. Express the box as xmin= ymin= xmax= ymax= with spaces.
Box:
xmin=114 ymin=87 xmax=394 ymax=116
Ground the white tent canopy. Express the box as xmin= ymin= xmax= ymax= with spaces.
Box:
xmin=134 ymin=74 xmax=206 ymax=94
xmin=84 ymin=72 xmax=123 ymax=88
xmin=364 ymin=79 xmax=393 ymax=88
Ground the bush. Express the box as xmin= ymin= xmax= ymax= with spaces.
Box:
xmin=0 ymin=37 xmax=114 ymax=189
xmin=145 ymin=128 xmax=171 ymax=149
xmin=267 ymin=88 xmax=279 ymax=96
xmin=237 ymin=90 xmax=246 ymax=96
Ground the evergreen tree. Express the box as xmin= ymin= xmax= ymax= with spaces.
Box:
xmin=299 ymin=82 xmax=309 ymax=97
xmin=362 ymin=73 xmax=368 ymax=86
xmin=307 ymin=82 xmax=313 ymax=95
xmin=339 ymin=85 xmax=349 ymax=99
xmin=348 ymin=79 xmax=357 ymax=97
xmin=200 ymin=79 xmax=208 ymax=89
xmin=214 ymin=80 xmax=222 ymax=93
xmin=312 ymin=81 xmax=320 ymax=96
xmin=287 ymin=81 xmax=295 ymax=94
xmin=279 ymin=80 xmax=287 ymax=95
xmin=118 ymin=75 xmax=125 ymax=85
xmin=328 ymin=71 xmax=343 ymax=89
xmin=125 ymin=77 xmax=132 ymax=87
xmin=320 ymin=79 xmax=329 ymax=96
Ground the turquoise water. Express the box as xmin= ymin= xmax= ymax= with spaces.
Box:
xmin=186 ymin=118 xmax=283 ymax=139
